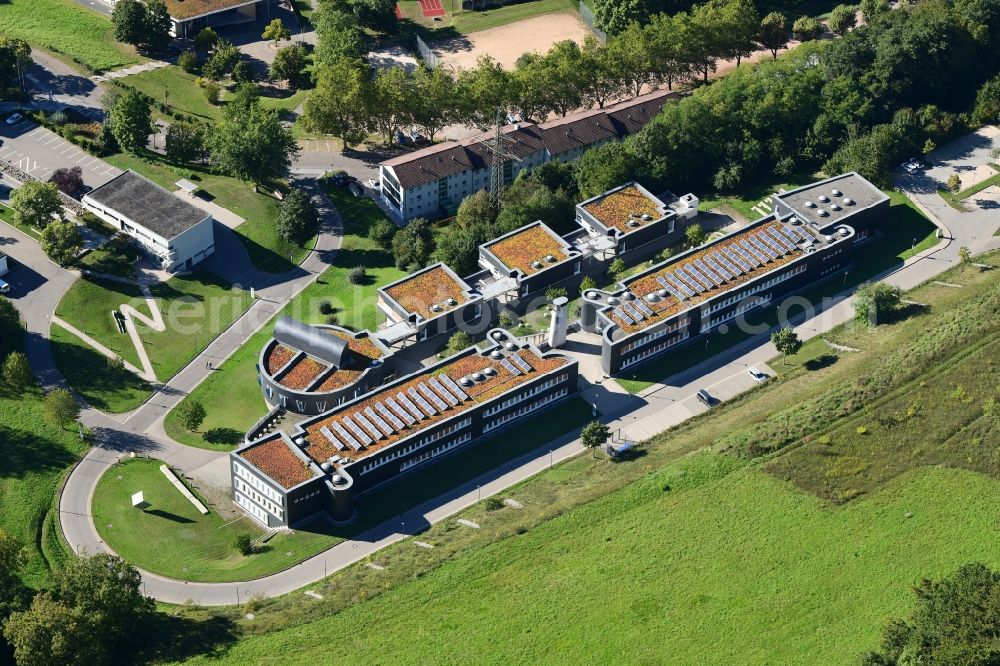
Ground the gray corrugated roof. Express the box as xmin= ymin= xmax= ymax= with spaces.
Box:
xmin=84 ymin=170 xmax=209 ymax=240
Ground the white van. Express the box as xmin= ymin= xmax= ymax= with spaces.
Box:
xmin=0 ymin=279 xmax=9 ymax=294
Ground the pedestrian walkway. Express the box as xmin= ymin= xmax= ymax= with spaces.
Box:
xmin=50 ymin=315 xmax=146 ymax=377
xmin=91 ymin=59 xmax=170 ymax=82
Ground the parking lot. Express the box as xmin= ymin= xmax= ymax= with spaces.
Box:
xmin=0 ymin=115 xmax=121 ymax=190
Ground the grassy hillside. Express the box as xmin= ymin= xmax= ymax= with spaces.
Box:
xmin=173 ymin=253 xmax=999 ymax=664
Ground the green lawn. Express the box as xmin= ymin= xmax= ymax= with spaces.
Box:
xmin=104 ymin=152 xmax=315 ymax=274
xmin=615 ymin=188 xmax=939 ymax=393
xmin=0 ymin=0 xmax=140 ymax=73
xmin=185 ymin=463 xmax=1000 ymax=665
xmin=396 ymin=0 xmax=578 ymax=40
xmin=93 ymin=459 xmax=341 ymax=583
xmin=120 ymin=67 xmax=223 ymax=121
xmin=0 ymin=379 xmax=85 ymax=588
xmin=0 ymin=208 xmax=42 ymax=241
xmin=50 ymin=325 xmax=154 ymax=413
xmin=937 ymin=163 xmax=1000 ymax=211
xmin=699 ymin=171 xmax=821 ymax=220
xmin=52 ymin=272 xmax=251 ymax=412
xmin=164 ymin=187 xmax=405 ymax=450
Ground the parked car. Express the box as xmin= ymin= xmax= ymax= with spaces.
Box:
xmin=366 ymin=178 xmax=380 ymax=191
xmin=5 ymin=112 xmax=22 ymax=125
xmin=748 ymin=367 xmax=770 ymax=383
xmin=395 ymin=131 xmax=409 ymax=146
xmin=696 ymin=389 xmax=714 ymax=407
xmin=0 ymin=278 xmax=10 ymax=294
xmin=408 ymin=130 xmax=424 ymax=144
xmin=329 ymin=171 xmax=356 ymax=187
xmin=900 ymin=157 xmax=926 ymax=174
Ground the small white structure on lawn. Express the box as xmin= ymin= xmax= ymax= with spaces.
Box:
xmin=131 ymin=491 xmax=150 ymax=510
xmin=82 ymin=170 xmax=215 ymax=272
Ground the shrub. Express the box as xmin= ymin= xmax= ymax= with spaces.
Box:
xmin=946 ymin=173 xmax=962 ymax=193
xmin=347 ymin=266 xmax=366 ymax=285
xmin=318 ymin=300 xmax=334 ymax=315
xmin=203 ymin=81 xmax=220 ymax=105
xmin=367 ymin=219 xmax=397 ymax=248
xmin=234 ymin=533 xmax=254 ymax=556
xmin=607 ymin=257 xmax=626 ymax=277
xmin=325 ymin=314 xmax=338 ymax=326
xmin=774 ymin=156 xmax=796 ymax=177
xmin=498 ymin=310 xmax=514 ymax=328
xmin=49 ymin=111 xmax=69 ymax=126
xmin=546 ymin=286 xmax=568 ymax=301
xmin=106 ymin=355 xmax=125 ymax=370
xmin=580 ymin=276 xmax=597 ymax=292
xmin=447 ymin=331 xmax=472 ymax=355
xmin=178 ymin=49 xmax=199 ymax=73
xmin=484 ymin=497 xmax=504 ymax=511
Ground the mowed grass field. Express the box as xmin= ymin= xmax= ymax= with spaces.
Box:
xmin=52 ymin=272 xmax=250 ymax=412
xmin=175 ymin=253 xmax=999 ymax=663
xmin=186 ymin=462 xmax=1000 ymax=665
xmin=0 ymin=0 xmax=140 ymax=73
xmin=164 ymin=187 xmax=405 ymax=450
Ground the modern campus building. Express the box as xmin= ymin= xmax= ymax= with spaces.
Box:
xmin=378 ymin=89 xmax=681 ymax=221
xmin=581 ymin=173 xmax=889 ymax=374
xmin=82 ymin=170 xmax=215 ymax=272
xmin=233 ymin=330 xmax=578 ymax=526
xmin=478 ymin=221 xmax=582 ymax=299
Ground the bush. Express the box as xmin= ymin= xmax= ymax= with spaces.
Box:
xmin=318 ymin=300 xmax=334 ymax=315
xmin=325 ymin=314 xmax=338 ymax=326
xmin=348 ymin=266 xmax=366 ymax=285
xmin=498 ymin=310 xmax=514 ymax=328
xmin=178 ymin=49 xmax=199 ymax=73
xmin=106 ymin=355 xmax=125 ymax=370
xmin=367 ymin=219 xmax=397 ymax=248
xmin=546 ymin=286 xmax=568 ymax=301
xmin=234 ymin=533 xmax=254 ymax=556
xmin=607 ymin=257 xmax=626 ymax=277
xmin=484 ymin=497 xmax=504 ymax=511
xmin=774 ymin=156 xmax=796 ymax=177
xmin=203 ymin=81 xmax=220 ymax=105
xmin=447 ymin=331 xmax=472 ymax=355
xmin=579 ymin=275 xmax=597 ymax=292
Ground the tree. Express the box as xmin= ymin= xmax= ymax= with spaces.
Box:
xmin=575 ymin=141 xmax=638 ymax=199
xmin=175 ymin=400 xmax=206 ymax=431
xmin=351 ymin=0 xmax=398 ymax=31
xmin=348 ymin=266 xmax=366 ymax=284
xmin=685 ymin=222 xmax=706 ymax=247
xmin=580 ymin=420 xmax=610 ymax=455
xmin=210 ymin=102 xmax=298 ymax=188
xmin=608 ymin=257 xmax=626 ymax=277
xmin=854 ymin=282 xmax=901 ymax=325
xmin=771 ymin=327 xmax=801 ymax=365
xmin=411 ymin=65 xmax=457 ymax=141
xmin=392 ymin=218 xmax=434 ymax=269
xmin=2 ymin=351 xmax=32 ymax=390
xmin=793 ymin=15 xmax=824 ymax=41
xmin=456 ymin=189 xmax=496 ymax=229
xmin=312 ymin=7 xmax=364 ymax=66
xmin=860 ymin=0 xmax=890 ymax=24
xmin=53 ymin=553 xmax=154 ymax=652
xmin=165 ymin=121 xmax=206 ymax=164
xmin=11 ymin=181 xmax=62 ymax=229
xmin=529 ymin=160 xmax=578 ymax=199
xmin=275 ymin=188 xmax=319 ymax=245
xmin=860 ymin=563 xmax=1000 ymax=665
xmin=178 ymin=49 xmax=199 ymax=73
xmin=455 ymin=56 xmax=511 ymax=130
xmin=368 ymin=65 xmax=415 ymax=145
xmin=142 ymin=0 xmax=173 ymax=51
xmin=580 ymin=275 xmax=598 ymax=292
xmin=262 ymin=18 xmax=291 ymax=47
xmin=49 ymin=166 xmax=85 ymax=198
xmin=107 ymin=89 xmax=152 ymax=155
xmin=829 ymin=4 xmax=858 ymax=35
xmin=758 ymin=12 xmax=789 ymax=60
xmin=367 ymin=219 xmax=397 ymax=248
xmin=40 ymin=219 xmax=82 ymax=265
xmin=231 ymin=59 xmax=255 ymax=85
xmin=946 ymin=173 xmax=962 ymax=193
xmin=0 ymin=531 xmax=30 ymax=624
xmin=303 ymin=58 xmax=371 ymax=148
xmin=202 ymin=40 xmax=240 ymax=80
xmin=719 ymin=0 xmax=759 ymax=67
xmin=972 ymin=73 xmax=1000 ymax=125
xmin=234 ymin=533 xmax=254 ymax=556
xmin=958 ymin=246 xmax=971 ymax=263
xmin=194 ymin=27 xmax=219 ymax=53
xmin=435 ymin=221 xmax=493 ymax=276
xmin=2 ymin=593 xmax=100 ymax=666
xmin=111 ymin=0 xmax=146 ymax=47
xmin=0 ymin=37 xmax=31 ymax=97
xmin=43 ymin=388 xmax=79 ymax=429
xmin=270 ymin=44 xmax=309 ymax=89
xmin=446 ymin=331 xmax=472 ymax=355
xmin=594 ymin=0 xmax=649 ymax=36
xmin=580 ymin=35 xmax=624 ymax=110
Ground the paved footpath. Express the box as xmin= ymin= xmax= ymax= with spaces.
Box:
xmin=51 ymin=169 xmax=1000 ymax=605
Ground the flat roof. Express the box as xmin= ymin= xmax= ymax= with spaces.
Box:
xmin=239 ymin=436 xmax=317 ymax=490
xmin=297 ymin=346 xmax=570 ymax=467
xmin=605 ymin=219 xmax=816 ymax=335
xmin=381 ymin=263 xmax=473 ymax=320
xmin=775 ymin=173 xmax=888 ymax=228
xmin=580 ymin=183 xmax=666 ymax=234
xmin=164 ymin=0 xmax=256 ymax=20
xmin=482 ymin=222 xmax=570 ymax=276
xmin=84 ymin=170 xmax=208 ymax=240
xmin=264 ymin=329 xmax=386 ymax=393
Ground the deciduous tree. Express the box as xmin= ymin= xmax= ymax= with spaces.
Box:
xmin=758 ymin=12 xmax=789 ymax=60
xmin=2 ymin=593 xmax=99 ymax=666
xmin=411 ymin=65 xmax=457 ymax=140
xmin=262 ymin=18 xmax=291 ymax=47
xmin=275 ymin=188 xmax=319 ymax=245
xmin=210 ymin=101 xmax=298 ymax=188
xmin=43 ymin=388 xmax=79 ymax=428
xmin=854 ymin=282 xmax=901 ymax=325
xmin=107 ymin=89 xmax=152 ymax=154
xmin=2 ymin=351 xmax=32 ymax=390
xmin=303 ymin=58 xmax=371 ymax=147
xmin=594 ymin=0 xmax=648 ymax=37
xmin=771 ymin=327 xmax=801 ymax=364
xmin=165 ymin=121 xmax=206 ymax=164
xmin=829 ymin=4 xmax=858 ymax=35
xmin=391 ymin=218 xmax=434 ymax=269
xmin=580 ymin=420 xmax=610 ymax=454
xmin=270 ymin=44 xmax=309 ymax=89
xmin=175 ymin=400 xmax=207 ymax=431
xmin=49 ymin=166 xmax=85 ymax=198
xmin=793 ymin=15 xmax=824 ymax=41
xmin=111 ymin=0 xmax=146 ymax=47
xmin=11 ymin=181 xmax=62 ymax=229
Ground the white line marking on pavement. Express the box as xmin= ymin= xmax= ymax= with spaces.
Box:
xmin=27 ymin=128 xmax=45 ymax=138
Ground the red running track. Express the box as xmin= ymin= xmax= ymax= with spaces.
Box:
xmin=418 ymin=0 xmax=446 ymax=17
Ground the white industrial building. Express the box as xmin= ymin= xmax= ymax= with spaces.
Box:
xmin=82 ymin=170 xmax=215 ymax=272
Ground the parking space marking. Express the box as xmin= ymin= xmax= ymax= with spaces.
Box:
xmin=26 ymin=127 xmax=45 ymax=138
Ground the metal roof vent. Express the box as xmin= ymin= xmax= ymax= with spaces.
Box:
xmin=490 ymin=350 xmax=503 ymax=359
xmin=840 ymin=228 xmax=850 ymax=237
xmin=832 ymin=189 xmax=843 ymax=197
xmin=818 ymin=195 xmax=830 ymax=203
xmin=545 ymin=254 xmax=557 ymax=262
xmin=818 ymin=209 xmax=830 ymax=217
xmin=585 ymin=291 xmax=598 ymax=299
xmin=622 ymin=291 xmax=634 ymax=300
xmin=843 ymin=197 xmax=855 ymax=205
xmin=505 ymin=342 xmax=517 ymax=351
xmin=641 ymin=213 xmax=653 ymax=221
xmin=472 ymin=372 xmax=485 ymax=382
xmin=531 ymin=261 xmax=543 ymax=269
xmin=646 ymin=293 xmax=661 ymax=303
xmin=321 ymin=462 xmax=333 ymax=473
xmin=830 ymin=203 xmax=842 ymax=211
xmin=805 ymin=201 xmax=816 ymax=208
xmin=606 ymin=296 xmax=619 ymax=305
xmin=825 ymin=235 xmax=834 ymax=243
xmin=459 ymin=377 xmax=473 ymax=387
xmin=332 ymin=474 xmax=344 ymax=483
xmin=492 ymin=331 xmax=506 ymax=340
xmin=657 ymin=289 xmax=668 ymax=298
xmin=430 ymin=304 xmax=441 ymax=312
xmin=446 ymin=297 xmax=457 ymax=306
xmin=483 ymin=367 xmax=497 ymax=377
xmin=295 ymin=437 xmax=306 ymax=446
xmin=627 ymin=219 xmax=639 ymax=228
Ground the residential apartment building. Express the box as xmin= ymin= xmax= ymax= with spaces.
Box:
xmin=379 ymin=89 xmax=681 ymax=221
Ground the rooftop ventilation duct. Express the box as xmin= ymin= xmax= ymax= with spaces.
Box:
xmin=657 ymin=289 xmax=668 ymax=298
xmin=460 ymin=377 xmax=473 ymax=387
xmin=472 ymin=372 xmax=485 ymax=382
xmin=321 ymin=462 xmax=333 ymax=472
xmin=430 ymin=304 xmax=442 ymax=312
xmin=844 ymin=197 xmax=855 ymax=205
xmin=545 ymin=254 xmax=557 ymax=262
xmin=483 ymin=367 xmax=497 ymax=377
xmin=805 ymin=201 xmax=816 ymax=208
xmin=446 ymin=297 xmax=457 ymax=306
xmin=646 ymin=293 xmax=661 ymax=303
xmin=586 ymin=291 xmax=598 ymax=299
xmin=492 ymin=331 xmax=506 ymax=341
xmin=531 ymin=260 xmax=543 ymax=269
xmin=505 ymin=341 xmax=517 ymax=351
xmin=825 ymin=235 xmax=834 ymax=242
xmin=607 ymin=296 xmax=620 ymax=305
xmin=641 ymin=213 xmax=653 ymax=221
xmin=818 ymin=209 xmax=830 ymax=217
xmin=832 ymin=189 xmax=843 ymax=197
xmin=830 ymin=203 xmax=842 ymax=211
xmin=490 ymin=350 xmax=503 ymax=359
xmin=818 ymin=195 xmax=830 ymax=203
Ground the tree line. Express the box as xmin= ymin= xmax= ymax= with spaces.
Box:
xmin=303 ymin=0 xmax=850 ymax=147
xmin=573 ymin=0 xmax=1000 ymax=196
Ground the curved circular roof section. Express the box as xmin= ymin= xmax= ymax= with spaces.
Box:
xmin=274 ymin=316 xmax=348 ymax=367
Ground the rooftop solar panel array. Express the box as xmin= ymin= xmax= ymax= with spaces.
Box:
xmin=386 ymin=396 xmax=417 ymax=425
xmin=408 ymin=387 xmax=436 ymax=417
xmin=375 ymin=402 xmax=406 ymax=430
xmin=418 ymin=382 xmax=449 ymax=412
xmin=500 ymin=357 xmax=521 ymax=376
xmin=320 ymin=426 xmax=346 ymax=451
xmin=440 ymin=374 xmax=470 ymax=401
xmin=354 ymin=412 xmax=384 ymax=440
xmin=396 ymin=392 xmax=424 ymax=421
xmin=343 ymin=415 xmax=374 ymax=446
xmin=509 ymin=352 xmax=532 ymax=373
xmin=429 ymin=377 xmax=459 ymax=406
xmin=614 ymin=306 xmax=635 ymax=325
xmin=704 ymin=255 xmax=733 ymax=280
xmin=635 ymin=300 xmax=655 ymax=317
xmin=332 ymin=421 xmax=363 ymax=451
xmin=622 ymin=302 xmax=645 ymax=322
